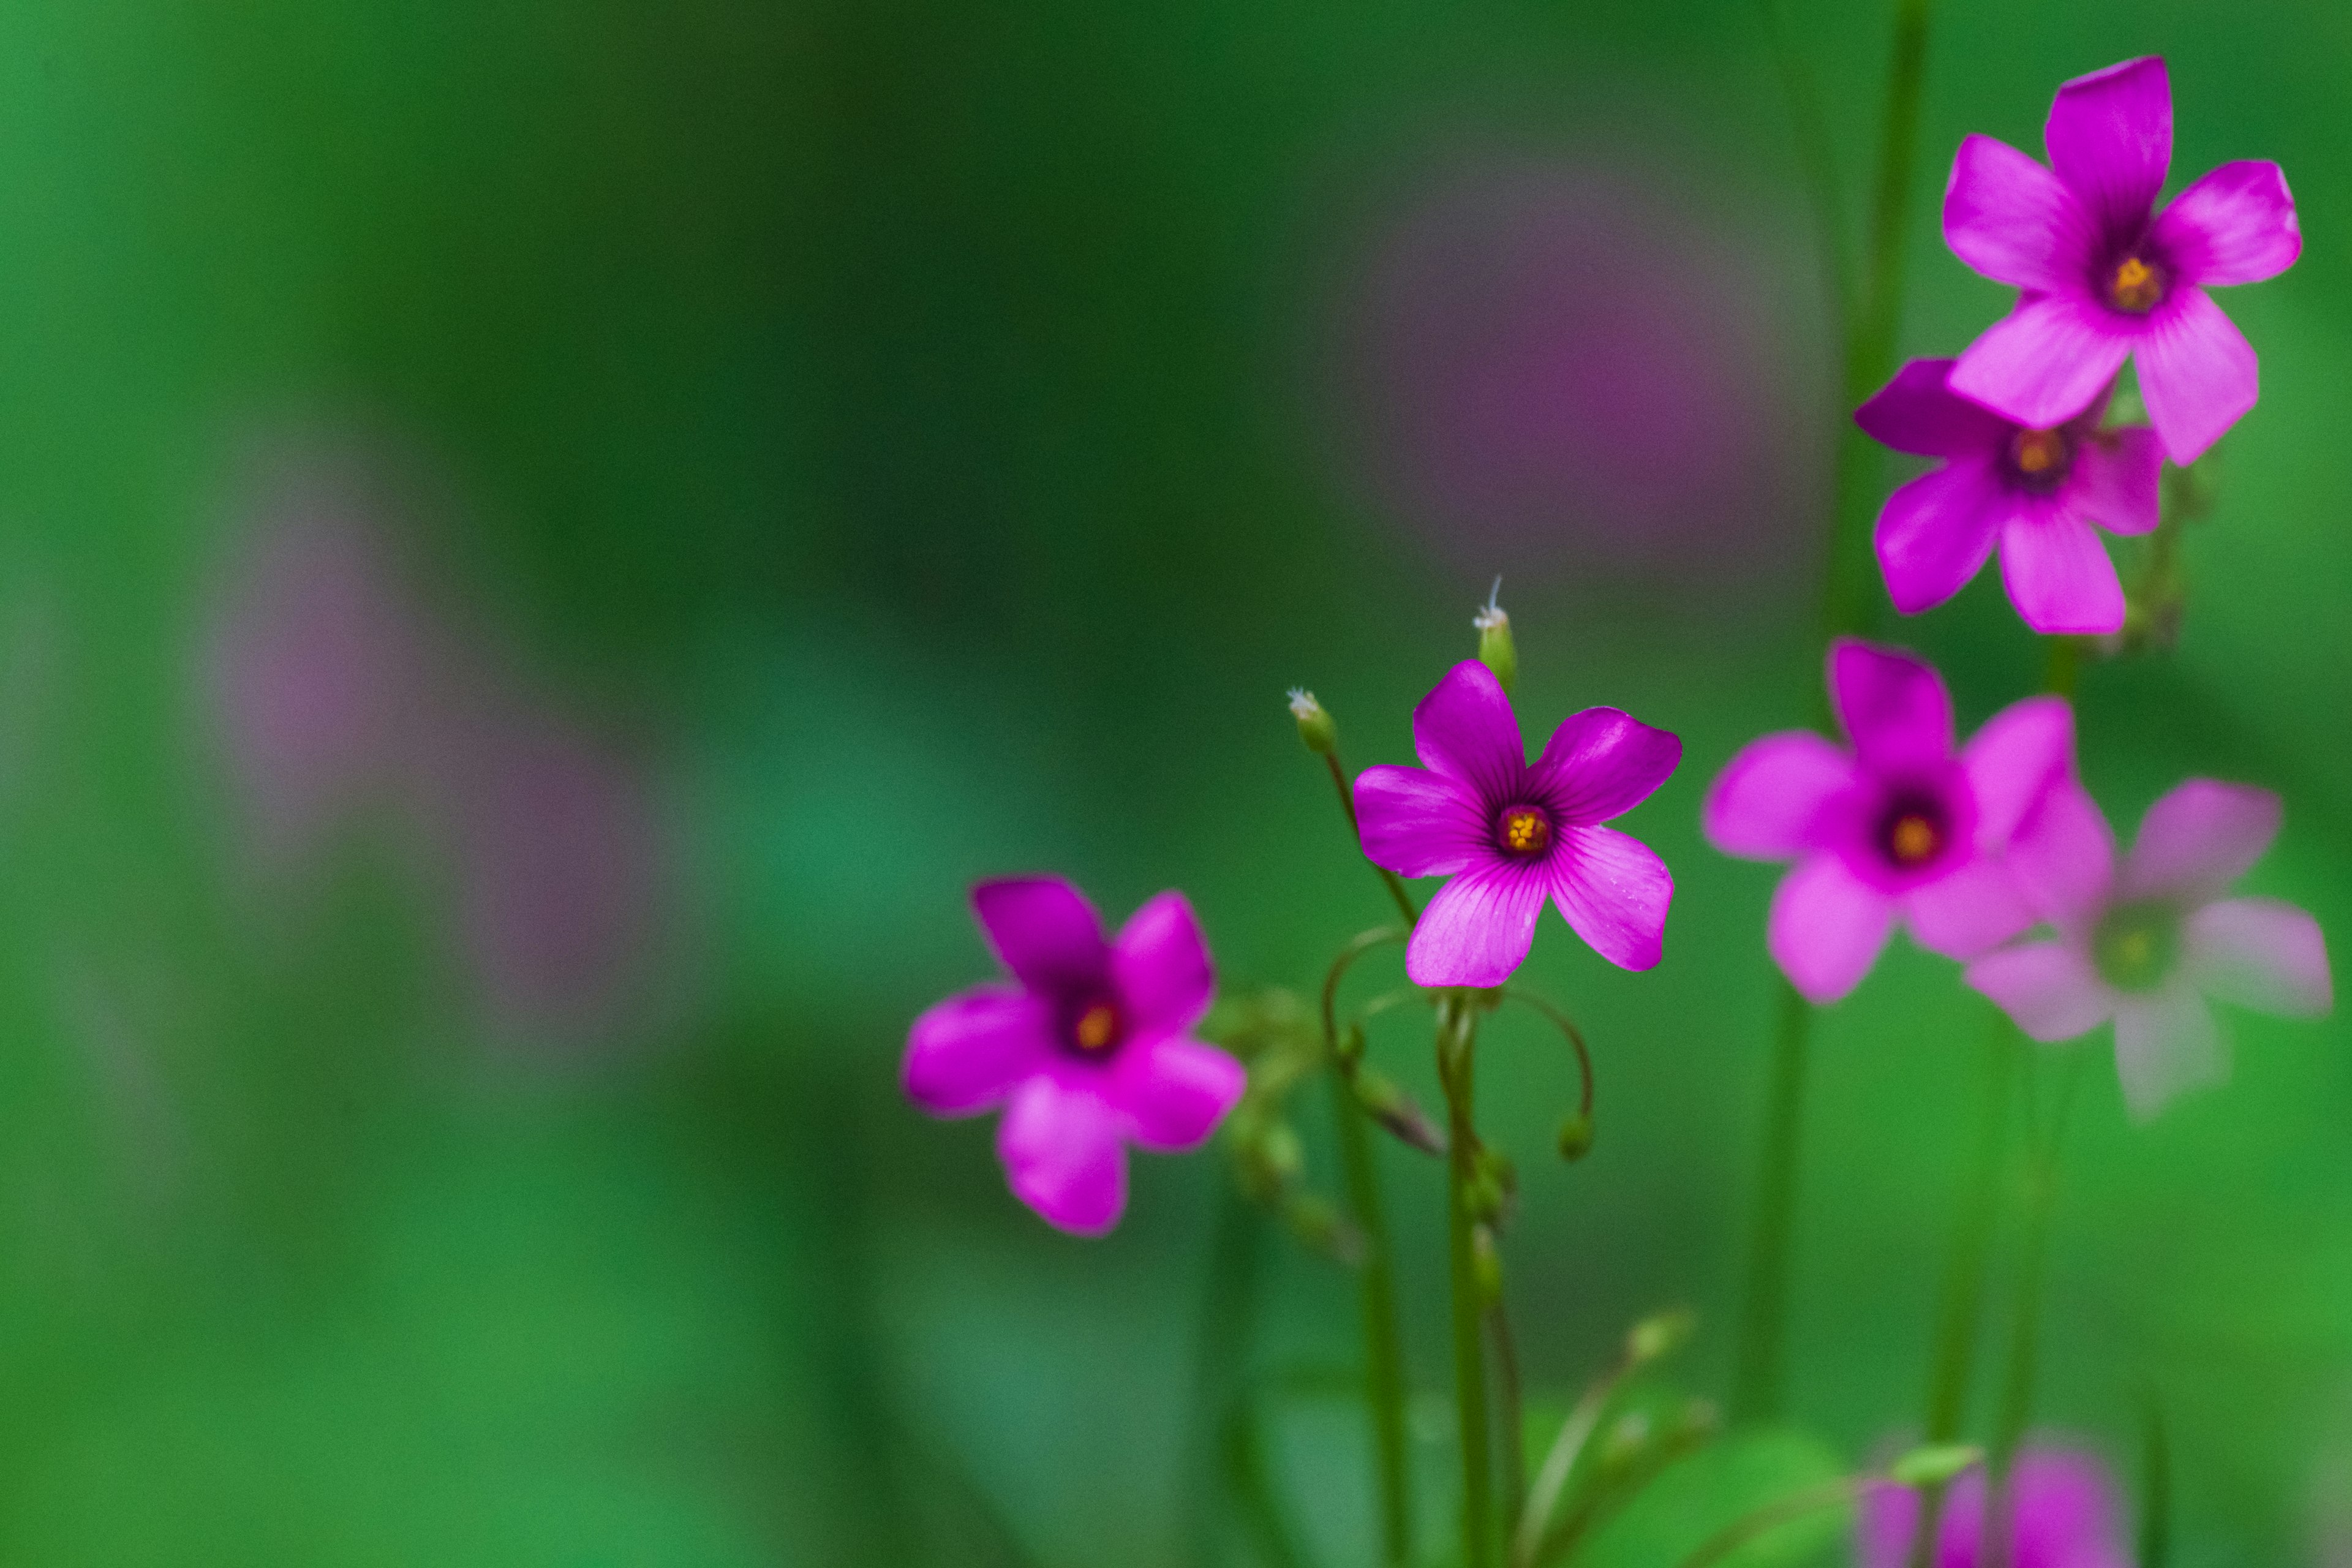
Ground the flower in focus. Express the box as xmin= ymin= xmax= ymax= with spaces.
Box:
xmin=1704 ymin=640 xmax=2073 ymax=1003
xmin=1968 ymin=778 xmax=2331 ymax=1118
xmin=1943 ymin=55 xmax=2300 ymax=464
xmin=1857 ymin=358 xmax=2160 ymax=633
xmin=905 ymin=878 xmax=1246 ymax=1235
xmin=1353 ymin=660 xmax=1680 ymax=987
xmin=1858 ymin=1444 xmax=2131 ymax=1568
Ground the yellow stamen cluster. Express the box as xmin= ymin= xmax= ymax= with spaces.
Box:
xmin=1074 ymin=1002 xmax=1120 ymax=1052
xmin=2013 ymin=428 xmax=2065 ymax=475
xmin=1888 ymin=813 xmax=1940 ymax=866
xmin=2109 ymin=255 xmax=2162 ymax=313
xmin=1500 ymin=807 xmax=1551 ymax=856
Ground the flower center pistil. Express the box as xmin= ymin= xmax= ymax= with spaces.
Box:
xmin=2093 ymin=900 xmax=2179 ymax=992
xmin=2008 ymin=426 xmax=2072 ymax=492
xmin=1496 ymin=805 xmax=1553 ymax=858
xmin=2108 ymin=255 xmax=2164 ymax=314
xmin=1875 ymin=797 xmax=1948 ymax=870
xmin=1072 ymin=1001 xmax=1121 ymax=1052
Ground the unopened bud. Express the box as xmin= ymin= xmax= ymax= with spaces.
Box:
xmin=1472 ymin=1224 xmax=1503 ymax=1305
xmin=1626 ymin=1307 xmax=1695 ymax=1366
xmin=1287 ymin=687 xmax=1338 ymax=755
xmin=1354 ymin=1069 xmax=1447 ymax=1156
xmin=1556 ymin=1112 xmax=1594 ymax=1161
xmin=1473 ymin=578 xmax=1516 ymax=693
xmin=1888 ymin=1443 xmax=1983 ymax=1490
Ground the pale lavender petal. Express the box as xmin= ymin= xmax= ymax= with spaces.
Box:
xmin=2068 ymin=426 xmax=2163 ymax=537
xmin=1770 ymin=854 xmax=1895 ymax=1004
xmin=973 ymin=877 xmax=1108 ymax=993
xmin=1854 ymin=358 xmax=2009 ymax=458
xmin=2120 ymin=778 xmax=2280 ymax=904
xmin=2000 ymin=511 xmax=2125 ymax=634
xmin=1412 ymin=658 xmax=1525 ymax=801
xmin=2153 ymin=159 xmax=2301 ymax=286
xmin=1875 ymin=460 xmax=2005 ymax=615
xmin=1962 ymin=694 xmax=2075 ymax=847
xmin=2044 ymin=56 xmax=2172 ymax=232
xmin=1853 ymin=1480 xmax=1920 ymax=1568
xmin=1549 ymin=826 xmax=1673 ymax=971
xmin=1406 ymin=861 xmax=1547 ymax=988
xmin=1111 ymin=891 xmax=1216 ymax=1036
xmin=1905 ymin=855 xmax=2038 ymax=959
xmin=2008 ymin=1448 xmax=2133 ymax=1568
xmin=904 ymin=986 xmax=1051 ymax=1115
xmin=1967 ymin=942 xmax=2114 ymax=1042
xmin=1943 ymin=134 xmax=2098 ymax=292
xmin=1950 ymin=295 xmax=2135 ymax=433
xmin=1828 ymin=639 xmax=1953 ymax=772
xmin=2007 ymin=781 xmax=2117 ymax=937
xmin=2114 ymin=981 xmax=2226 ymax=1120
xmin=1355 ymin=764 xmax=1487 ymax=878
xmin=1114 ymin=1036 xmax=1247 ymax=1151
xmin=1534 ymin=707 xmax=1682 ymax=824
xmin=2183 ymin=897 xmax=2332 ymax=1018
xmin=2136 ymin=287 xmax=2258 ymax=464
xmin=1703 ymin=731 xmax=1858 ymax=860
xmin=998 ymin=1077 xmax=1129 ymax=1235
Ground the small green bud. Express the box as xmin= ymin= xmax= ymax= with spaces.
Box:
xmin=1474 ymin=579 xmax=1516 ymax=693
xmin=1626 ymin=1306 xmax=1696 ymax=1366
xmin=1287 ymin=687 xmax=1338 ymax=755
xmin=1354 ymin=1069 xmax=1446 ymax=1156
xmin=1556 ymin=1112 xmax=1594 ymax=1161
xmin=1888 ymin=1443 xmax=1983 ymax=1490
xmin=1471 ymin=1225 xmax=1504 ymax=1305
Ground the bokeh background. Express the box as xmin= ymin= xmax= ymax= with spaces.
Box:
xmin=2 ymin=0 xmax=2348 ymax=1562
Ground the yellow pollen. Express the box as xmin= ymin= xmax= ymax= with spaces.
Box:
xmin=1888 ymin=813 xmax=1939 ymax=865
xmin=1501 ymin=808 xmax=1551 ymax=855
xmin=2109 ymin=255 xmax=2162 ymax=312
xmin=2013 ymin=428 xmax=2064 ymax=474
xmin=1074 ymin=1003 xmax=1119 ymax=1052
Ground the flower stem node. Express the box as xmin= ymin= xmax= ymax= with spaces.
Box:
xmin=1473 ymin=578 xmax=1517 ymax=694
xmin=1556 ymin=1110 xmax=1595 ymax=1162
xmin=1287 ymin=687 xmax=1339 ymax=756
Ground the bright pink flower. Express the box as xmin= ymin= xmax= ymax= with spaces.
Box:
xmin=1857 ymin=360 xmax=2160 ymax=634
xmin=1352 ymin=660 xmax=1679 ymax=987
xmin=1704 ymin=641 xmax=2072 ymax=1003
xmin=905 ymin=878 xmax=1245 ymax=1235
xmin=1969 ymin=778 xmax=2331 ymax=1119
xmin=1858 ymin=1445 xmax=2131 ymax=1568
xmin=1943 ymin=56 xmax=2299 ymax=464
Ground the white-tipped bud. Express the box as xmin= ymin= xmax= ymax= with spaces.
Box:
xmin=1287 ymin=687 xmax=1338 ymax=755
xmin=1474 ymin=578 xmax=1516 ymax=693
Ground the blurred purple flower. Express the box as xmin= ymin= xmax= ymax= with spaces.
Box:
xmin=1354 ymin=659 xmax=1679 ymax=986
xmin=906 ymin=877 xmax=1245 ymax=1235
xmin=1704 ymin=641 xmax=2071 ymax=1003
xmin=1859 ymin=1445 xmax=2130 ymax=1568
xmin=1969 ymin=777 xmax=2331 ymax=1118
xmin=1856 ymin=359 xmax=2160 ymax=633
xmin=1944 ymin=55 xmax=2299 ymax=463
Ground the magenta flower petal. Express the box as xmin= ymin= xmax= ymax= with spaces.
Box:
xmin=1876 ymin=462 xmax=2007 ymax=615
xmin=905 ymin=986 xmax=1051 ymax=1115
xmin=1770 ymin=855 xmax=1894 ymax=1004
xmin=1905 ymin=856 xmax=2036 ymax=959
xmin=2119 ymin=778 xmax=2281 ymax=904
xmin=2113 ymin=981 xmax=2226 ymax=1120
xmin=1961 ymin=695 xmax=2075 ymax=846
xmin=1967 ymin=941 xmax=2113 ymax=1042
xmin=2005 ymin=1449 xmax=2134 ymax=1568
xmin=1828 ymin=640 xmax=1953 ymax=772
xmin=1999 ymin=512 xmax=2125 ymax=633
xmin=1854 ymin=358 xmax=2010 ymax=457
xmin=998 ymin=1077 xmax=1128 ymax=1235
xmin=1550 ymin=826 xmax=1673 ymax=971
xmin=973 ymin=877 xmax=1109 ymax=993
xmin=2183 ymin=897 xmax=2333 ymax=1017
xmin=1950 ymin=295 xmax=2135 ymax=432
xmin=1406 ymin=861 xmax=1548 ymax=988
xmin=1703 ymin=731 xmax=1856 ymax=859
xmin=2007 ymin=781 xmax=2117 ymax=937
xmin=2151 ymin=159 xmax=2301 ymax=285
xmin=1411 ymin=659 xmax=1525 ymax=799
xmin=1117 ymin=1036 xmax=1248 ymax=1152
xmin=1355 ymin=764 xmax=1487 ymax=878
xmin=1534 ymin=707 xmax=1683 ymax=823
xmin=2136 ymin=287 xmax=2259 ymax=464
xmin=2043 ymin=56 xmax=2172 ymax=232
xmin=1855 ymin=1480 xmax=1920 ymax=1568
xmin=2069 ymin=426 xmax=2163 ymax=536
xmin=1111 ymin=890 xmax=1216 ymax=1037
xmin=1944 ymin=134 xmax=2096 ymax=292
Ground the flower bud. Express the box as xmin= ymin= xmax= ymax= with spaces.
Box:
xmin=1472 ymin=1224 xmax=1504 ymax=1305
xmin=1473 ymin=579 xmax=1516 ymax=693
xmin=1556 ymin=1111 xmax=1594 ymax=1161
xmin=1353 ymin=1068 xmax=1446 ymax=1156
xmin=1625 ymin=1306 xmax=1695 ymax=1366
xmin=1287 ymin=687 xmax=1338 ymax=755
xmin=1888 ymin=1443 xmax=1983 ymax=1489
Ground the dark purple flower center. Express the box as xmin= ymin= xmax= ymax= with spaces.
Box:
xmin=1495 ymin=804 xmax=1553 ymax=858
xmin=1874 ymin=793 xmax=1949 ymax=871
xmin=2105 ymin=254 xmax=2165 ymax=314
xmin=1068 ymin=998 xmax=1123 ymax=1055
xmin=2003 ymin=426 xmax=2073 ymax=494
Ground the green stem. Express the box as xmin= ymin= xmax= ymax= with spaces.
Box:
xmin=1490 ymin=1295 xmax=1527 ymax=1539
xmin=1189 ymin=1183 xmax=1311 ymax=1568
xmin=1442 ymin=997 xmax=1494 ymax=1568
xmin=1330 ymin=1068 xmax=1414 ymax=1564
xmin=1673 ymin=1477 xmax=1871 ymax=1568
xmin=1732 ymin=979 xmax=1812 ymax=1422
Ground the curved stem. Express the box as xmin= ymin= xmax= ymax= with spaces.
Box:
xmin=1498 ymin=985 xmax=1594 ymax=1127
xmin=1673 ymin=1477 xmax=1871 ymax=1568
xmin=1322 ymin=926 xmax=1411 ymax=1054
xmin=1733 ymin=979 xmax=1812 ymax=1422
xmin=1441 ymin=996 xmax=1494 ymax=1568
xmin=1329 ymin=1066 xmax=1414 ymax=1564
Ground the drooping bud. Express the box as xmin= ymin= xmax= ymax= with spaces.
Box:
xmin=1888 ymin=1443 xmax=1983 ymax=1489
xmin=1625 ymin=1306 xmax=1696 ymax=1367
xmin=1352 ymin=1067 xmax=1447 ymax=1156
xmin=1287 ymin=687 xmax=1338 ymax=756
xmin=1556 ymin=1111 xmax=1594 ymax=1162
xmin=1473 ymin=578 xmax=1516 ymax=693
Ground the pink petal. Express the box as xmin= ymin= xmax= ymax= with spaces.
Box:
xmin=1111 ymin=891 xmax=1216 ymax=1037
xmin=2135 ymin=287 xmax=2258 ymax=464
xmin=1943 ymin=134 xmax=2098 ymax=292
xmin=998 ymin=1077 xmax=1129 ymax=1235
xmin=973 ymin=877 xmax=1109 ymax=993
xmin=1853 ymin=1479 xmax=1923 ymax=1568
xmin=1875 ymin=460 xmax=2005 ymax=615
xmin=1999 ymin=512 xmax=2126 ymax=634
xmin=2120 ymin=778 xmax=2281 ymax=904
xmin=1533 ymin=707 xmax=1682 ymax=824
xmin=2008 ymin=1449 xmax=2135 ymax=1568
xmin=904 ymin=986 xmax=1051 ymax=1115
xmin=2153 ymin=159 xmax=2301 ymax=286
xmin=1703 ymin=731 xmax=1858 ymax=860
xmin=1961 ymin=694 xmax=2075 ymax=847
xmin=1904 ymin=855 xmax=2037 ymax=960
xmin=1828 ymin=639 xmax=1953 ymax=772
xmin=1355 ymin=764 xmax=1487 ymax=878
xmin=2043 ymin=56 xmax=2172 ymax=232
xmin=2183 ymin=897 xmax=2332 ymax=1018
xmin=1114 ymin=1036 xmax=1247 ymax=1151
xmin=1966 ymin=941 xmax=2114 ymax=1042
xmin=1854 ymin=358 xmax=2010 ymax=458
xmin=2007 ymin=781 xmax=2117 ymax=938
xmin=1549 ymin=826 xmax=1673 ymax=971
xmin=1411 ymin=658 xmax=1525 ymax=801
xmin=2067 ymin=426 xmax=2163 ymax=537
xmin=1405 ymin=860 xmax=1547 ymax=988
xmin=2113 ymin=982 xmax=2226 ymax=1120
xmin=1769 ymin=854 xmax=1895 ymax=1004
xmin=1950 ymin=294 xmax=2135 ymax=433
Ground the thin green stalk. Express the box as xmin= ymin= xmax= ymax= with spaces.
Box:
xmin=1490 ymin=1295 xmax=1527 ymax=1539
xmin=1330 ymin=1069 xmax=1414 ymax=1564
xmin=1442 ymin=997 xmax=1494 ymax=1568
xmin=1188 ymin=1183 xmax=1309 ymax=1567
xmin=1733 ymin=979 xmax=1812 ymax=1422
xmin=1673 ymin=1477 xmax=1871 ymax=1568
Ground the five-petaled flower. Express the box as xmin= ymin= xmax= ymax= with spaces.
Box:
xmin=1704 ymin=640 xmax=2073 ymax=1004
xmin=1353 ymin=659 xmax=1681 ymax=987
xmin=1857 ymin=359 xmax=2160 ymax=634
xmin=903 ymin=877 xmax=1246 ymax=1235
xmin=1969 ymin=777 xmax=2331 ymax=1118
xmin=1858 ymin=1444 xmax=2132 ymax=1568
xmin=1943 ymin=55 xmax=2299 ymax=465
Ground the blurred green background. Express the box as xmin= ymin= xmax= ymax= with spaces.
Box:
xmin=1 ymin=0 xmax=2348 ymax=1562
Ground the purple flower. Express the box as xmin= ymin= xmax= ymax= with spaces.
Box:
xmin=1704 ymin=641 xmax=2073 ymax=1004
xmin=1969 ymin=778 xmax=2331 ymax=1119
xmin=1858 ymin=1445 xmax=2130 ymax=1568
xmin=1857 ymin=359 xmax=2160 ymax=634
xmin=905 ymin=878 xmax=1246 ymax=1235
xmin=1352 ymin=660 xmax=1680 ymax=987
xmin=1943 ymin=55 xmax=2300 ymax=464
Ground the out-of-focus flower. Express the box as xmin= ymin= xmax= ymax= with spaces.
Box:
xmin=1969 ymin=777 xmax=2331 ymax=1118
xmin=1856 ymin=359 xmax=2160 ymax=633
xmin=1354 ymin=660 xmax=1679 ymax=986
xmin=1704 ymin=641 xmax=2071 ymax=1003
xmin=905 ymin=878 xmax=1245 ymax=1235
xmin=1858 ymin=1444 xmax=2131 ymax=1568
xmin=1943 ymin=55 xmax=2299 ymax=464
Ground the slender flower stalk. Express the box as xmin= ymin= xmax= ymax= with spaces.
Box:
xmin=1731 ymin=979 xmax=1811 ymax=1422
xmin=1440 ymin=993 xmax=1495 ymax=1568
